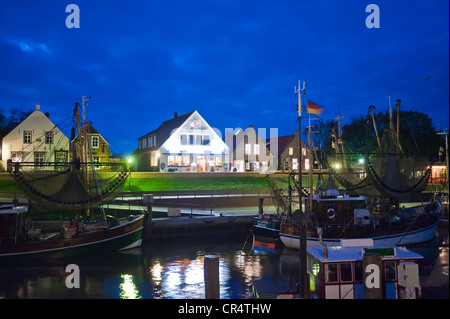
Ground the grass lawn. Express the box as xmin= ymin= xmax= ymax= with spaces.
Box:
xmin=2 ymin=174 xmax=447 ymax=194
xmin=126 ymin=176 xmax=272 ymax=191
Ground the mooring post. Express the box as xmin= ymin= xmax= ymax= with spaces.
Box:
xmin=142 ymin=194 xmax=153 ymax=240
xmin=204 ymin=255 xmax=220 ymax=299
xmin=363 ymin=252 xmax=382 ymax=299
xmin=258 ymin=197 xmax=263 ymax=216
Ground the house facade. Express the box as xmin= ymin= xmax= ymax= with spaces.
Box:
xmin=225 ymin=125 xmax=276 ymax=173
xmin=266 ymin=130 xmax=308 ymax=172
xmin=71 ymin=122 xmax=111 ymax=166
xmin=1 ymin=104 xmax=70 ymax=170
xmin=134 ymin=111 xmax=229 ymax=172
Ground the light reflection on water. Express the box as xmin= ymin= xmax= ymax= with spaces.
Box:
xmin=0 ymin=226 xmax=448 ymax=299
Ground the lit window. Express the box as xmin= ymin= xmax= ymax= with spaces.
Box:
xmin=254 ymin=144 xmax=260 ymax=155
xmin=245 ymin=144 xmax=251 ymax=155
xmin=289 ymin=147 xmax=294 ymax=156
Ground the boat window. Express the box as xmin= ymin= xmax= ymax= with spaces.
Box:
xmin=354 ymin=261 xmax=363 ymax=282
xmin=384 ymin=261 xmax=396 ymax=281
xmin=325 ymin=263 xmax=338 ymax=283
xmin=308 ymin=255 xmax=321 ymax=278
xmin=340 ymin=262 xmax=353 ymax=282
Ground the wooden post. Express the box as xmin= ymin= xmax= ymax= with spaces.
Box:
xmin=363 ymin=253 xmax=382 ymax=299
xmin=204 ymin=255 xmax=220 ymax=299
xmin=258 ymin=197 xmax=263 ymax=216
xmin=142 ymin=194 xmax=153 ymax=241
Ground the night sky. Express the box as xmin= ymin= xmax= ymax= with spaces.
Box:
xmin=1 ymin=0 xmax=448 ymax=156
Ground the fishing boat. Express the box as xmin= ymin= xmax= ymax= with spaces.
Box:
xmin=0 ymin=204 xmax=144 ymax=263
xmin=278 ymin=97 xmax=442 ymax=250
xmin=0 ymin=100 xmax=145 ymax=262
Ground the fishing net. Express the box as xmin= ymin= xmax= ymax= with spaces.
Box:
xmin=11 ymin=161 xmax=129 ymax=211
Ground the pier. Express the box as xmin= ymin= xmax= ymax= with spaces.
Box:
xmin=0 ymin=190 xmax=276 ymax=241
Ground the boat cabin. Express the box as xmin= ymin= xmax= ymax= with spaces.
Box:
xmin=0 ymin=205 xmax=28 ymax=246
xmin=307 ymin=238 xmax=423 ymax=299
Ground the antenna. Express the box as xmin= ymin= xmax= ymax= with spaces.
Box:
xmin=295 ymin=80 xmax=306 ymax=117
xmin=82 ymin=95 xmax=91 ymax=125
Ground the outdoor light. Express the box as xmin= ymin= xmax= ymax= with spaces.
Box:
xmin=127 ymin=157 xmax=133 ymax=164
xmin=334 ymin=163 xmax=341 ymax=169
xmin=358 ymin=158 xmax=365 ymax=164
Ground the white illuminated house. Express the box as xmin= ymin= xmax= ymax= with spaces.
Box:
xmin=134 ymin=111 xmax=229 ymax=172
xmin=1 ymin=104 xmax=70 ymax=170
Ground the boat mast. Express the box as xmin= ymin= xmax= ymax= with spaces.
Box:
xmin=368 ymin=105 xmax=381 ymax=149
xmin=395 ymin=99 xmax=401 ymax=154
xmin=295 ymin=80 xmax=308 ymax=299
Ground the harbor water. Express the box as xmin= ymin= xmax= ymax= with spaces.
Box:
xmin=0 ymin=225 xmax=448 ymax=299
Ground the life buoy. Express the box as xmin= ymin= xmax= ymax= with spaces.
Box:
xmin=327 ymin=208 xmax=336 ymax=221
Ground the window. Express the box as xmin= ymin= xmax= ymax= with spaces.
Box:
xmin=254 ymin=144 xmax=260 ymax=155
xmin=325 ymin=263 xmax=338 ymax=283
xmin=11 ymin=152 xmax=22 ymax=162
xmin=245 ymin=144 xmax=251 ymax=155
xmin=354 ymin=261 xmax=363 ymax=282
xmin=183 ymin=155 xmax=190 ymax=166
xmin=181 ymin=135 xmax=188 ymax=145
xmin=292 ymin=158 xmax=298 ymax=170
xmin=189 ymin=135 xmax=194 ymax=145
xmin=150 ymin=152 xmax=158 ymax=167
xmin=93 ymin=156 xmax=100 ymax=169
xmin=215 ymin=156 xmax=222 ymax=167
xmin=92 ymin=136 xmax=99 ymax=148
xmin=202 ymin=135 xmax=210 ymax=146
xmin=23 ymin=131 xmax=32 ymax=144
xmin=55 ymin=151 xmax=67 ymax=163
xmin=385 ymin=261 xmax=396 ymax=281
xmin=195 ymin=135 xmax=202 ymax=145
xmin=289 ymin=147 xmax=294 ymax=156
xmin=168 ymin=156 xmax=174 ymax=166
xmin=340 ymin=263 xmax=353 ymax=282
xmin=45 ymin=131 xmax=54 ymax=144
xmin=34 ymin=152 xmax=45 ymax=166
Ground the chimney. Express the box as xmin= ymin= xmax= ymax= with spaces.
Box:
xmin=36 ymin=104 xmax=40 ymax=111
xmin=174 ymin=112 xmax=178 ymax=118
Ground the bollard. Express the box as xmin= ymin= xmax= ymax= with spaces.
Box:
xmin=204 ymin=255 xmax=220 ymax=299
xmin=142 ymin=194 xmax=153 ymax=240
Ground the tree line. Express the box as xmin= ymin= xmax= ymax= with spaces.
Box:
xmin=0 ymin=108 xmax=33 ymax=139
xmin=305 ymin=109 xmax=442 ymax=162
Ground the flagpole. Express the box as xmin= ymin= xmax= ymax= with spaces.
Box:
xmin=295 ymin=80 xmax=308 ymax=299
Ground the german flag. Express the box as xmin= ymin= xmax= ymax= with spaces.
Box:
xmin=307 ymin=100 xmax=324 ymax=115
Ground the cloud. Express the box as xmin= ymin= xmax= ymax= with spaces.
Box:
xmin=15 ymin=39 xmax=51 ymax=55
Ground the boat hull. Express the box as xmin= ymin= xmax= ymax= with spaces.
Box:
xmin=279 ymin=214 xmax=440 ymax=249
xmin=0 ymin=215 xmax=144 ymax=263
xmin=252 ymin=216 xmax=281 ymax=240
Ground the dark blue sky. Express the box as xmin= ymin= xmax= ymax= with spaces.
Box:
xmin=1 ymin=0 xmax=448 ymax=155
